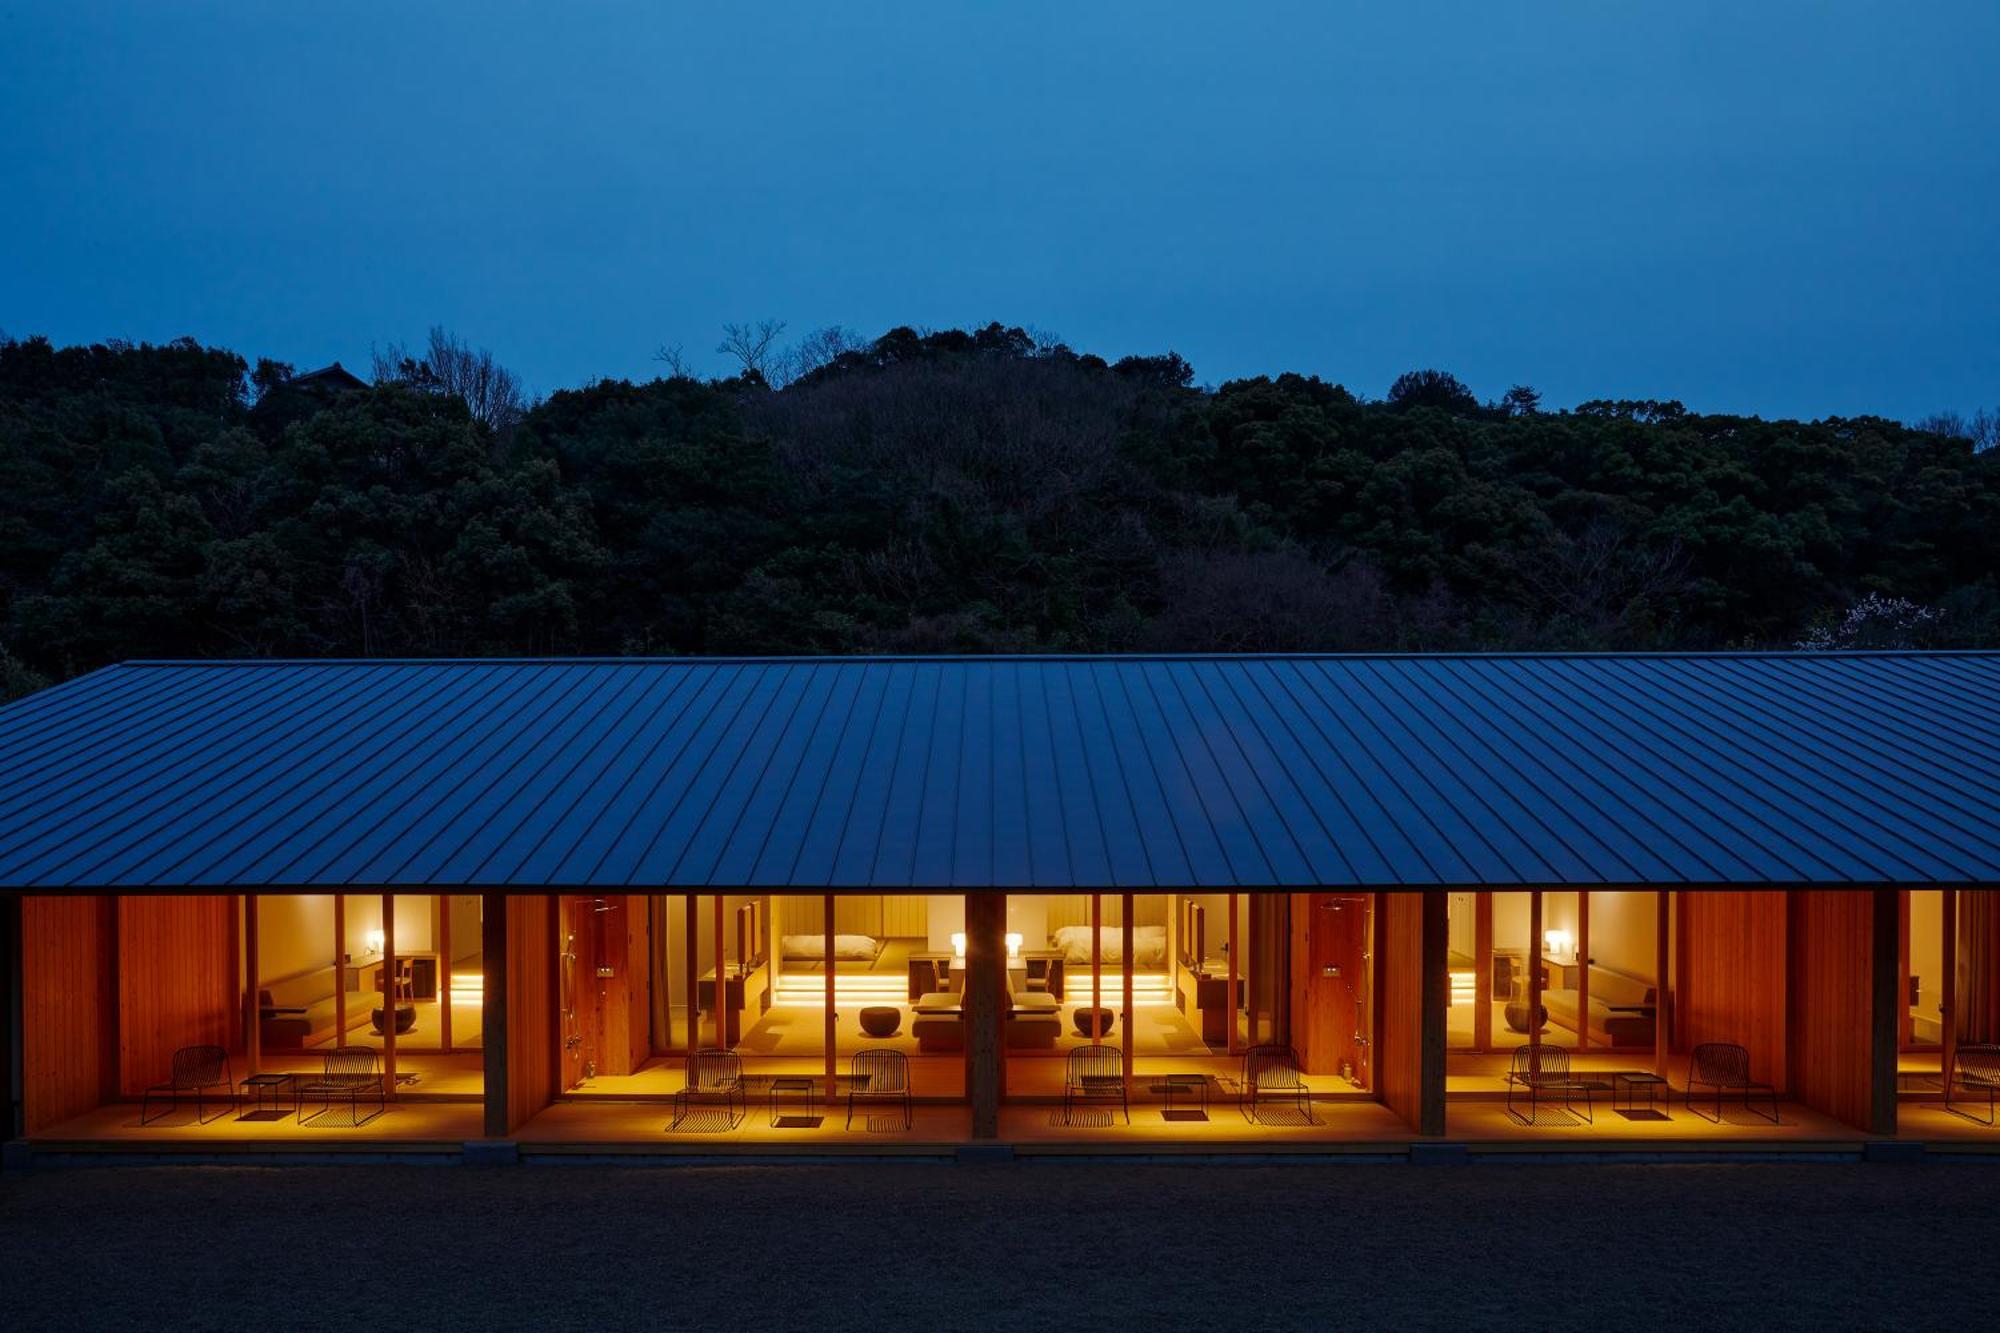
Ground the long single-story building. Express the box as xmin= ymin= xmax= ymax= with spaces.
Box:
xmin=3 ymin=652 xmax=1997 ymax=1160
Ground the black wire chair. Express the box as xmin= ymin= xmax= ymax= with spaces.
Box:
xmin=1685 ymin=1042 xmax=1779 ymax=1124
xmin=846 ymin=1048 xmax=912 ymax=1130
xmin=296 ymin=1048 xmax=386 ymax=1126
xmin=1242 ymin=1044 xmax=1314 ymax=1124
xmin=1063 ymin=1044 xmax=1128 ymax=1125
xmin=140 ymin=1044 xmax=235 ymax=1125
xmin=1504 ymin=1044 xmax=1606 ymax=1125
xmin=1947 ymin=1044 xmax=2000 ymax=1125
xmin=671 ymin=1048 xmax=745 ymax=1130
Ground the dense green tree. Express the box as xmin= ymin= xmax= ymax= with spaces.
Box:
xmin=1 ymin=328 xmax=1995 ymax=701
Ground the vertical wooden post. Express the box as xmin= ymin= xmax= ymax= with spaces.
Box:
xmin=1121 ymin=892 xmax=1135 ymax=1099
xmin=439 ymin=895 xmax=454 ymax=1053
xmin=683 ymin=896 xmax=699 ymax=1053
xmin=1473 ymin=892 xmax=1493 ymax=1052
xmin=1897 ymin=890 xmax=1912 ymax=1049
xmin=481 ymin=891 xmax=508 ymax=1138
xmin=1942 ymin=888 xmax=1958 ymax=1099
xmin=244 ymin=894 xmax=261 ymax=1076
xmin=713 ymin=894 xmax=727 ymax=1049
xmin=1227 ymin=892 xmax=1241 ymax=1056
xmin=966 ymin=891 xmax=1004 ymax=1138
xmin=1870 ymin=887 xmax=1900 ymax=1135
xmin=1654 ymin=890 xmax=1671 ymax=1078
xmin=3 ymin=894 xmax=21 ymax=1141
xmin=381 ymin=892 xmax=397 ymax=1101
xmin=1420 ymin=889 xmax=1448 ymax=1136
xmin=333 ymin=893 xmax=348 ymax=1049
xmin=1527 ymin=891 xmax=1544 ymax=1058
xmin=1090 ymin=893 xmax=1103 ymax=1040
xmin=823 ymin=894 xmax=837 ymax=1103
xmin=1576 ymin=891 xmax=1591 ymax=1051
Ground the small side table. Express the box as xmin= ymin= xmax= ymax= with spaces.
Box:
xmin=769 ymin=1075 xmax=818 ymax=1127
xmin=1613 ymin=1071 xmax=1669 ymax=1118
xmin=1161 ymin=1073 xmax=1209 ymax=1120
xmin=241 ymin=1072 xmax=294 ymax=1119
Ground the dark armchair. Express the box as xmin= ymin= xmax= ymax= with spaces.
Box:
xmin=671 ymin=1048 xmax=745 ymax=1130
xmin=296 ymin=1047 xmax=386 ymax=1126
xmin=1062 ymin=1044 xmax=1128 ymax=1125
xmin=141 ymin=1044 xmax=235 ymax=1125
xmin=1686 ymin=1042 xmax=1779 ymax=1123
xmin=1948 ymin=1044 xmax=2000 ymax=1125
xmin=845 ymin=1048 xmax=913 ymax=1130
xmin=1242 ymin=1044 xmax=1315 ymax=1124
xmin=1504 ymin=1044 xmax=1607 ymax=1125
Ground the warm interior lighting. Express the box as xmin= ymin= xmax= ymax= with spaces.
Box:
xmin=364 ymin=929 xmax=385 ymax=956
xmin=1448 ymin=968 xmax=1476 ymax=1006
xmin=1005 ymin=932 xmax=1022 ymax=958
xmin=951 ymin=932 xmax=966 ymax=958
xmin=1543 ymin=929 xmax=1574 ymax=962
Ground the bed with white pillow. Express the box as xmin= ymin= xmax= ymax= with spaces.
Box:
xmin=1050 ymin=924 xmax=1167 ymax=967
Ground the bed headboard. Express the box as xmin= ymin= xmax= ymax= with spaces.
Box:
xmin=776 ymin=896 xmax=928 ymax=939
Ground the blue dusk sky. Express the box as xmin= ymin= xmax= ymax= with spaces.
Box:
xmin=2 ymin=1 xmax=1995 ymax=421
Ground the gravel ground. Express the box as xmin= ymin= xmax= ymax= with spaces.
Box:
xmin=3 ymin=1162 xmax=1996 ymax=1330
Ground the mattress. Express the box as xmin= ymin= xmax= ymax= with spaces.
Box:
xmin=1051 ymin=924 xmax=1166 ymax=967
xmin=781 ymin=933 xmax=881 ymax=961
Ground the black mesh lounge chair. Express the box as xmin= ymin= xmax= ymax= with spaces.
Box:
xmin=1504 ymin=1044 xmax=1607 ymax=1125
xmin=295 ymin=1048 xmax=386 ymax=1126
xmin=1243 ymin=1044 xmax=1314 ymax=1124
xmin=140 ymin=1045 xmax=235 ymax=1125
xmin=1063 ymin=1044 xmax=1128 ymax=1125
xmin=846 ymin=1048 xmax=912 ymax=1130
xmin=1947 ymin=1044 xmax=2000 ymax=1125
xmin=1686 ymin=1042 xmax=1779 ymax=1123
xmin=671 ymin=1048 xmax=744 ymax=1130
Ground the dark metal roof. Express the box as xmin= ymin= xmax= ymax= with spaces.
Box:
xmin=2 ymin=654 xmax=1997 ymax=891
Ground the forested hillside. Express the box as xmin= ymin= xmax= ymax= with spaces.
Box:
xmin=3 ymin=324 xmax=1995 ymax=698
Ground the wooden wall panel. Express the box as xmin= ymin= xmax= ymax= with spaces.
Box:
xmin=1289 ymin=893 xmax=1371 ymax=1078
xmin=1675 ymin=890 xmax=1787 ymax=1090
xmin=1786 ymin=890 xmax=1893 ymax=1132
xmin=116 ymin=895 xmax=239 ymax=1096
xmin=505 ymin=894 xmax=558 ymax=1132
xmin=1963 ymin=890 xmax=2000 ymax=1043
xmin=20 ymin=895 xmax=117 ymax=1132
xmin=1044 ymin=895 xmax=1167 ymax=933
xmin=1376 ymin=891 xmax=1442 ymax=1133
xmin=879 ymin=895 xmax=928 ymax=939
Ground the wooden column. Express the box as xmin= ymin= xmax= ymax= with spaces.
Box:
xmin=381 ymin=893 xmax=397 ymax=1101
xmin=243 ymin=894 xmax=261 ymax=1075
xmin=3 ymin=894 xmax=20 ymax=1140
xmin=966 ymin=891 xmax=1004 ymax=1138
xmin=439 ymin=895 xmax=453 ymax=1053
xmin=1654 ymin=890 xmax=1671 ymax=1077
xmin=712 ymin=894 xmax=727 ymax=1049
xmin=1942 ymin=888 xmax=1958 ymax=1096
xmin=481 ymin=891 xmax=509 ymax=1138
xmin=683 ymin=895 xmax=699 ymax=1053
xmin=1869 ymin=887 xmax=1900 ymax=1135
xmin=1527 ymin=891 xmax=1544 ymax=1057
xmin=1420 ymin=889 xmax=1448 ymax=1136
xmin=1897 ymin=890 xmax=1912 ymax=1048
xmin=1226 ymin=892 xmax=1240 ymax=1055
xmin=1576 ymin=891 xmax=1591 ymax=1051
xmin=823 ymin=894 xmax=836 ymax=1102
xmin=333 ymin=893 xmax=348 ymax=1049
xmin=1121 ymin=892 xmax=1135 ymax=1099
xmin=1090 ymin=893 xmax=1103 ymax=1039
xmin=1473 ymin=892 xmax=1493 ymax=1051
